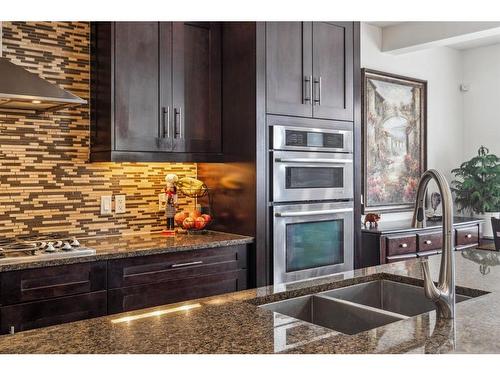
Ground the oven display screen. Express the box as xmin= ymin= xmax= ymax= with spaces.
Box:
xmin=285 ymin=130 xmax=344 ymax=149
xmin=285 ymin=219 xmax=344 ymax=272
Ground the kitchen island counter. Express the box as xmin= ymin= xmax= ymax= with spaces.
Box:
xmin=0 ymin=231 xmax=254 ymax=272
xmin=0 ymin=247 xmax=499 ymax=354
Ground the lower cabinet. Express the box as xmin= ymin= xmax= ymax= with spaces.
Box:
xmin=359 ymin=222 xmax=481 ymax=268
xmin=107 ymin=245 xmax=248 ymax=313
xmin=0 ymin=244 xmax=250 ymax=334
xmin=0 ymin=291 xmax=107 ymax=334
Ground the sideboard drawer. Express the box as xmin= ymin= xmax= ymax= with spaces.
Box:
xmin=456 ymin=225 xmax=479 ymax=247
xmin=417 ymin=232 xmax=443 ymax=252
xmin=386 ymin=235 xmax=417 ymax=256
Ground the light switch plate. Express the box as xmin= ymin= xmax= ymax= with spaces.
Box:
xmin=115 ymin=195 xmax=126 ymax=213
xmin=101 ymin=195 xmax=112 ymax=215
xmin=158 ymin=193 xmax=166 ymax=212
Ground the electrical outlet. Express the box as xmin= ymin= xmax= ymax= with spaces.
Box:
xmin=115 ymin=195 xmax=126 ymax=213
xmin=158 ymin=193 xmax=166 ymax=212
xmin=100 ymin=195 xmax=112 ymax=215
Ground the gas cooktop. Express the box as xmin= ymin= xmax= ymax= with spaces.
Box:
xmin=0 ymin=234 xmax=96 ymax=264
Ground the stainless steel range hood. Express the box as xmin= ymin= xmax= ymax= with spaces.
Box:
xmin=0 ymin=23 xmax=86 ymax=112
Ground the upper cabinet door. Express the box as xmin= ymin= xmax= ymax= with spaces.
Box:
xmin=172 ymin=22 xmax=222 ymax=154
xmin=266 ymin=22 xmax=313 ymax=117
xmin=312 ymin=22 xmax=354 ymax=121
xmin=114 ymin=22 xmax=162 ymax=151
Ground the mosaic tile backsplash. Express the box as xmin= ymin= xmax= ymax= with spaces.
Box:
xmin=0 ymin=22 xmax=197 ymax=238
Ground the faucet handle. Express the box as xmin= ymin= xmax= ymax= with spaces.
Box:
xmin=420 ymin=258 xmax=441 ymax=302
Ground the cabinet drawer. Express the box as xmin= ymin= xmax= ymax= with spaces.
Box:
xmin=108 ymin=269 xmax=247 ymax=314
xmin=417 ymin=232 xmax=442 ymax=252
xmin=386 ymin=235 xmax=417 ymax=256
xmin=455 ymin=226 xmax=479 ymax=247
xmin=0 ymin=291 xmax=107 ymax=334
xmin=0 ymin=261 xmax=107 ymax=305
xmin=108 ymin=245 xmax=248 ymax=289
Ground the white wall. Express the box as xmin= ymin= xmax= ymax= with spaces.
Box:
xmin=462 ymin=44 xmax=500 ymax=159
xmin=361 ymin=23 xmax=464 ymax=222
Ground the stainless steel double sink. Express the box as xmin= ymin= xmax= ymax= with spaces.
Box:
xmin=260 ymin=280 xmax=473 ymax=335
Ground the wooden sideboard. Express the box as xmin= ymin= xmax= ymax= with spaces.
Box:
xmin=358 ymin=217 xmax=483 ymax=269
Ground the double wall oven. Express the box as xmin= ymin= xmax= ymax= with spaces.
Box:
xmin=271 ymin=124 xmax=354 ymax=285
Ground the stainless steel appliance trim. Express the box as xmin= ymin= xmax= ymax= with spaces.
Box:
xmin=272 ymin=150 xmax=354 ymax=203
xmin=272 ymin=125 xmax=353 ymax=153
xmin=275 ymin=207 xmax=353 ymax=217
xmin=171 ymin=260 xmax=203 ymax=268
xmin=275 ymin=158 xmax=353 ymax=164
xmin=273 ymin=201 xmax=354 ymax=285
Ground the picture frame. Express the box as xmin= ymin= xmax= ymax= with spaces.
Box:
xmin=362 ymin=69 xmax=427 ymax=214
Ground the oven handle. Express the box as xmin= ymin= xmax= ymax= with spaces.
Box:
xmin=275 ymin=207 xmax=353 ymax=217
xmin=274 ymin=158 xmax=353 ymax=164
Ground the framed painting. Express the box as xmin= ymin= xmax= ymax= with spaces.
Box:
xmin=362 ymin=69 xmax=427 ymax=213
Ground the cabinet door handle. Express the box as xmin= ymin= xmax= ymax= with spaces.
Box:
xmin=313 ymin=77 xmax=322 ymax=105
xmin=174 ymin=107 xmax=183 ymax=139
xmin=424 ymin=240 xmax=432 ymax=245
xmin=303 ymin=75 xmax=312 ymax=104
xmin=399 ymin=243 xmax=408 ymax=248
xmin=161 ymin=106 xmax=170 ymax=138
xmin=466 ymin=234 xmax=472 ymax=239
xmin=171 ymin=260 xmax=203 ymax=268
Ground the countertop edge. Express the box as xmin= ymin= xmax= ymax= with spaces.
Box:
xmin=0 ymin=232 xmax=254 ymax=273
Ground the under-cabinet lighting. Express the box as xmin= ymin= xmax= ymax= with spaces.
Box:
xmin=31 ymin=100 xmax=42 ymax=104
xmin=110 ymin=303 xmax=202 ymax=324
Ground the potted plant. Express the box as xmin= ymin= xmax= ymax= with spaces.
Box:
xmin=451 ymin=146 xmax=500 ymax=238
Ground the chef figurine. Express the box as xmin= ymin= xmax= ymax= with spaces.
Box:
xmin=163 ymin=173 xmax=178 ymax=236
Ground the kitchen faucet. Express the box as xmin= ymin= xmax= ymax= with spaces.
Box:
xmin=411 ymin=169 xmax=455 ymax=319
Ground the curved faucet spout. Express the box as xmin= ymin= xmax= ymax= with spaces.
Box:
xmin=411 ymin=169 xmax=455 ymax=319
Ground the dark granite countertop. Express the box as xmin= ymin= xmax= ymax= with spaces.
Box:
xmin=0 ymin=231 xmax=254 ymax=272
xmin=1 ymin=246 xmax=500 ymax=354
xmin=362 ymin=216 xmax=483 ymax=234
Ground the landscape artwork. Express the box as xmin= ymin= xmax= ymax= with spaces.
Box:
xmin=362 ymin=69 xmax=427 ymax=212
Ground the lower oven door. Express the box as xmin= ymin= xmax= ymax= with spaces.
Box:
xmin=273 ymin=202 xmax=354 ymax=285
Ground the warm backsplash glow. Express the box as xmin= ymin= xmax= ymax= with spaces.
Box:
xmin=0 ymin=22 xmax=197 ymax=238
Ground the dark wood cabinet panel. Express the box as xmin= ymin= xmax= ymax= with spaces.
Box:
xmin=360 ymin=221 xmax=482 ymax=268
xmin=90 ymin=21 xmax=223 ymax=162
xmin=172 ymin=22 xmax=222 ymax=153
xmin=108 ymin=270 xmax=247 ymax=314
xmin=108 ymin=245 xmax=248 ymax=288
xmin=456 ymin=225 xmax=480 ymax=248
xmin=266 ymin=22 xmax=313 ymax=117
xmin=0 ymin=261 xmax=106 ymax=305
xmin=312 ymin=22 xmax=354 ymax=121
xmin=114 ymin=22 xmax=162 ymax=152
xmin=0 ymin=291 xmax=107 ymax=335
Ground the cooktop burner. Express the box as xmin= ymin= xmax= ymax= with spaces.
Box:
xmin=0 ymin=234 xmax=96 ymax=264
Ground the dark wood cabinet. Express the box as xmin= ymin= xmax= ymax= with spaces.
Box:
xmin=358 ymin=218 xmax=483 ymax=268
xmin=91 ymin=22 xmax=222 ymax=162
xmin=0 ymin=262 xmax=107 ymax=334
xmin=265 ymin=22 xmax=354 ymax=122
xmin=0 ymin=243 xmax=250 ymax=334
xmin=107 ymin=245 xmax=248 ymax=313
xmin=1 ymin=292 xmax=107 ymax=335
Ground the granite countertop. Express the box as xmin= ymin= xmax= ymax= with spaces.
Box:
xmin=362 ymin=216 xmax=483 ymax=234
xmin=1 ymin=246 xmax=500 ymax=354
xmin=0 ymin=231 xmax=254 ymax=272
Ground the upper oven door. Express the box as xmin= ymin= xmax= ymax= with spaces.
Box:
xmin=272 ymin=150 xmax=353 ymax=202
xmin=273 ymin=125 xmax=353 ymax=153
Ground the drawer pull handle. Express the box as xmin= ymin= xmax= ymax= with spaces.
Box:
xmin=465 ymin=234 xmax=472 ymax=239
xmin=400 ymin=243 xmax=408 ymax=248
xmin=424 ymin=240 xmax=432 ymax=245
xmin=171 ymin=261 xmax=203 ymax=268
